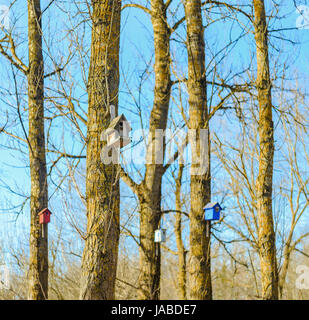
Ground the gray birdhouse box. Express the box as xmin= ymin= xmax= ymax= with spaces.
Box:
xmin=204 ymin=202 xmax=222 ymax=221
xmin=154 ymin=229 xmax=166 ymax=243
xmin=105 ymin=114 xmax=131 ymax=149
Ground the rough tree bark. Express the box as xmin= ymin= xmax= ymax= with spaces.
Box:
xmin=137 ymin=0 xmax=171 ymax=300
xmin=27 ymin=0 xmax=49 ymax=300
xmin=80 ymin=0 xmax=121 ymax=300
xmin=279 ymin=235 xmax=292 ymax=298
xmin=175 ymin=163 xmax=187 ymax=300
xmin=184 ymin=0 xmax=212 ymax=300
xmin=253 ymin=0 xmax=278 ymax=300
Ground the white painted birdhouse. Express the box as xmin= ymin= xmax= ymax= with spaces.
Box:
xmin=154 ymin=229 xmax=166 ymax=243
xmin=105 ymin=114 xmax=131 ymax=149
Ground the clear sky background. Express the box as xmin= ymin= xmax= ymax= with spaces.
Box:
xmin=0 ymin=0 xmax=309 ymax=269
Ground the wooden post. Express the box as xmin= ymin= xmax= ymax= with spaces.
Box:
xmin=155 ymin=242 xmax=160 ymax=257
xmin=206 ymin=220 xmax=211 ymax=238
xmin=41 ymin=223 xmax=47 ymax=239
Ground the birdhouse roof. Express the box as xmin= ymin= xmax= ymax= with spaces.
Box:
xmin=203 ymin=202 xmax=222 ymax=210
xmin=106 ymin=114 xmax=131 ymax=132
xmin=38 ymin=208 xmax=52 ymax=215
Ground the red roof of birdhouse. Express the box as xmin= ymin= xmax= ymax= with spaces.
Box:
xmin=38 ymin=208 xmax=52 ymax=216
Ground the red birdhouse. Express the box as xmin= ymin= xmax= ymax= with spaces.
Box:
xmin=38 ymin=208 xmax=52 ymax=224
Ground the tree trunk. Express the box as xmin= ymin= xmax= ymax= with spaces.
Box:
xmin=279 ymin=244 xmax=291 ymax=298
xmin=138 ymin=191 xmax=162 ymax=300
xmin=137 ymin=0 xmax=171 ymax=300
xmin=80 ymin=0 xmax=121 ymax=300
xmin=184 ymin=0 xmax=212 ymax=300
xmin=253 ymin=0 xmax=278 ymax=300
xmin=175 ymin=163 xmax=187 ymax=300
xmin=27 ymin=0 xmax=48 ymax=300
xmin=278 ymin=230 xmax=294 ymax=298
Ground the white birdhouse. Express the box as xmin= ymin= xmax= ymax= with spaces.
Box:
xmin=105 ymin=114 xmax=131 ymax=149
xmin=154 ymin=229 xmax=166 ymax=243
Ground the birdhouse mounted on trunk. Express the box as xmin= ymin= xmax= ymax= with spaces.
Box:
xmin=154 ymin=228 xmax=166 ymax=243
xmin=204 ymin=202 xmax=222 ymax=221
xmin=105 ymin=114 xmax=131 ymax=149
xmin=39 ymin=208 xmax=52 ymax=224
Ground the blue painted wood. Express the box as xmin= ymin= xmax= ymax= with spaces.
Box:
xmin=204 ymin=202 xmax=222 ymax=221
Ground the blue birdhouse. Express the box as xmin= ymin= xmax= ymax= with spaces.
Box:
xmin=204 ymin=202 xmax=222 ymax=221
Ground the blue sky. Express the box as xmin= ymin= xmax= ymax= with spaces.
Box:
xmin=0 ymin=0 xmax=309 ymax=266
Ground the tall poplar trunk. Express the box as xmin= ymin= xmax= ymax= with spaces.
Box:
xmin=279 ymin=239 xmax=292 ymax=298
xmin=253 ymin=0 xmax=278 ymax=300
xmin=137 ymin=0 xmax=171 ymax=300
xmin=184 ymin=0 xmax=212 ymax=300
xmin=27 ymin=0 xmax=48 ymax=300
xmin=138 ymin=191 xmax=162 ymax=300
xmin=80 ymin=0 xmax=121 ymax=300
xmin=175 ymin=163 xmax=187 ymax=300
